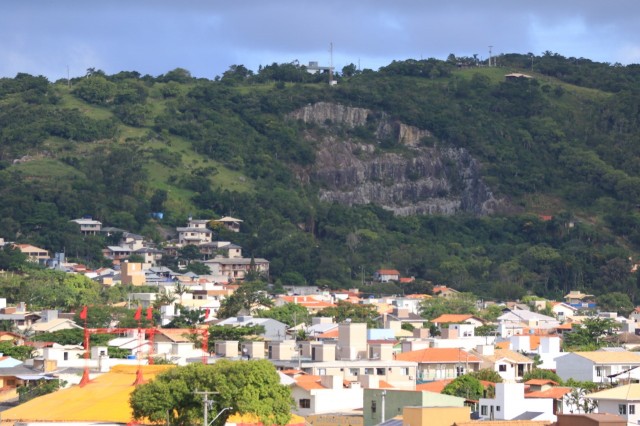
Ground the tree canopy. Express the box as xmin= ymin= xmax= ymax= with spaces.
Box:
xmin=130 ymin=361 xmax=293 ymax=426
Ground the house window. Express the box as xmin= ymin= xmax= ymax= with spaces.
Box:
xmin=630 ymin=405 xmax=636 ymax=415
xmin=371 ymin=401 xmax=377 ymax=414
xmin=350 ymin=368 xmax=359 ymax=376
xmin=377 ymin=368 xmax=385 ymax=375
xmin=596 ymin=367 xmax=602 ymax=377
xmin=365 ymin=368 xmax=374 ymax=375
xmin=496 ymin=406 xmax=500 ymax=412
xmin=481 ymin=406 xmax=487 ymax=416
xmin=318 ymin=368 xmax=326 ymax=375
xmin=456 ymin=366 xmax=465 ymax=377
xmin=499 ymin=364 xmax=507 ymax=372
xmin=400 ymin=368 xmax=409 ymax=376
xmin=619 ymin=404 xmax=627 ymax=415
xmin=299 ymin=399 xmax=311 ymax=409
xmin=63 ymin=352 xmax=69 ymax=361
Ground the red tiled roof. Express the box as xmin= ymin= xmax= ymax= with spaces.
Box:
xmin=416 ymin=379 xmax=452 ymax=393
xmin=376 ymin=269 xmax=400 ymax=276
xmin=430 ymin=314 xmax=474 ymax=323
xmin=317 ymin=328 xmax=339 ymax=339
xmin=525 ymin=379 xmax=559 ymax=386
xmin=395 ymin=348 xmax=480 ymax=363
xmin=526 ymin=387 xmax=572 ymax=399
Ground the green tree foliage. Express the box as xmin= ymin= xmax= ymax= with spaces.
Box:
xmin=563 ymin=318 xmax=620 ymax=351
xmin=442 ymin=374 xmax=484 ymax=400
xmin=217 ymin=281 xmax=273 ymax=319
xmin=18 ymin=378 xmax=65 ymax=403
xmin=129 ymin=360 xmax=293 ymax=426
xmin=31 ymin=328 xmax=111 ymax=346
xmin=0 ymin=342 xmax=34 ymax=360
xmin=470 ymin=368 xmax=503 ymax=383
xmin=208 ymin=325 xmax=266 ymax=345
xmin=0 ymin=245 xmax=28 ymax=271
xmin=522 ymin=368 xmax=563 ymax=384
xmin=316 ymin=300 xmax=379 ymax=327
xmin=597 ymin=292 xmax=634 ymax=316
xmin=419 ymin=293 xmax=477 ymax=320
xmin=255 ymin=303 xmax=310 ymax=328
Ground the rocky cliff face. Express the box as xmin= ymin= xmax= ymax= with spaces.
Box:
xmin=289 ymin=102 xmax=501 ymax=216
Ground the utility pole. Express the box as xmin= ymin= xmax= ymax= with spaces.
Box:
xmin=381 ymin=390 xmax=387 ymax=423
xmin=488 ymin=46 xmax=493 ymax=67
xmin=329 ymin=42 xmax=334 ymax=85
xmin=194 ymin=390 xmax=219 ymax=426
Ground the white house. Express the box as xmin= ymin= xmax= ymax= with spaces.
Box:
xmin=472 ymin=345 xmax=534 ymax=382
xmin=587 ymin=384 xmax=640 ymax=424
xmin=551 ymin=302 xmax=579 ymax=322
xmin=373 ymin=269 xmax=400 ymax=283
xmin=479 ymin=382 xmax=556 ymax=422
xmin=497 ymin=309 xmax=560 ymax=338
xmin=291 ymin=374 xmax=364 ymax=416
xmin=555 ymin=351 xmax=640 ymax=384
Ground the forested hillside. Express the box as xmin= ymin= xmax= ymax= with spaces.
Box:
xmin=1 ymin=52 xmax=640 ymax=302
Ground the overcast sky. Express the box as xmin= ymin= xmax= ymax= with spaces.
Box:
xmin=2 ymin=1 xmax=639 ymax=81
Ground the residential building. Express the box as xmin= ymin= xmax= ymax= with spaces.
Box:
xmin=177 ymin=218 xmax=213 ymax=245
xmin=213 ymin=216 xmax=243 ymax=233
xmin=203 ymin=257 xmax=269 ymax=282
xmin=120 ymin=262 xmax=146 ymax=286
xmin=70 ymin=217 xmax=102 ymax=235
xmin=587 ymin=384 xmax=640 ymax=424
xmin=432 ymin=286 xmax=460 ymax=298
xmin=472 ymin=345 xmax=534 ymax=382
xmin=497 ymin=309 xmax=560 ymax=337
xmin=364 ymin=389 xmax=466 ymax=426
xmin=291 ymin=374 xmax=364 ymax=416
xmin=374 ymin=270 xmax=401 ymax=283
xmin=13 ymin=244 xmax=49 ymax=263
xmin=564 ymin=290 xmax=596 ymax=309
xmin=215 ymin=315 xmax=288 ymax=341
xmin=555 ymin=351 xmax=640 ymax=384
xmin=430 ymin=314 xmax=484 ymax=328
xmin=479 ymin=382 xmax=556 ymax=422
xmin=395 ymin=348 xmax=481 ymax=381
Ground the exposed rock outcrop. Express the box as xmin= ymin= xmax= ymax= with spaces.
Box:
xmin=289 ymin=102 xmax=502 ymax=216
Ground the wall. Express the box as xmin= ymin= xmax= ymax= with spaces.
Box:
xmin=364 ymin=389 xmax=464 ymax=426
xmin=403 ymin=406 xmax=470 ymax=426
xmin=555 ymin=354 xmax=595 ymax=383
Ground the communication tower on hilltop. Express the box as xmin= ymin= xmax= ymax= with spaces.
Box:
xmin=489 ymin=45 xmax=493 ymax=67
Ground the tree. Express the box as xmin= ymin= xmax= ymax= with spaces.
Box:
xmin=130 ymin=360 xmax=293 ymax=426
xmin=419 ymin=293 xmax=477 ymax=320
xmin=208 ymin=325 xmax=266 ymax=345
xmin=442 ymin=374 xmax=484 ymax=400
xmin=0 ymin=245 xmax=28 ymax=271
xmin=255 ymin=303 xmax=310 ymax=328
xmin=0 ymin=342 xmax=34 ymax=360
xmin=563 ymin=317 xmax=620 ymax=350
xmin=164 ymin=305 xmax=207 ymax=328
xmin=522 ymin=368 xmax=563 ymax=384
xmin=217 ymin=281 xmax=273 ymax=319
xmin=316 ymin=300 xmax=379 ymax=327
xmin=470 ymin=368 xmax=503 ymax=383
xmin=597 ymin=292 xmax=634 ymax=316
xmin=184 ymin=261 xmax=211 ymax=275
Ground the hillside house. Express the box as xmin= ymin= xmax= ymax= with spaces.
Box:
xmin=213 ymin=216 xmax=243 ymax=233
xmin=374 ymin=269 xmax=400 ymax=282
xmin=177 ymin=218 xmax=213 ymax=245
xmin=587 ymin=384 xmax=640 ymax=424
xmin=14 ymin=244 xmax=49 ymax=263
xmin=70 ymin=217 xmax=102 ymax=235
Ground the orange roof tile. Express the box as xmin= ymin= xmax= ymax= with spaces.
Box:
xmin=526 ymin=387 xmax=572 ymax=399
xmin=525 ymin=379 xmax=559 ymax=386
xmin=395 ymin=348 xmax=480 ymax=364
xmin=495 ymin=341 xmax=510 ymax=350
xmin=431 ymin=314 xmax=474 ymax=323
xmin=317 ymin=328 xmax=339 ymax=339
xmin=295 ymin=375 xmax=326 ymax=390
xmin=376 ymin=269 xmax=400 ymax=275
xmin=416 ymin=379 xmax=452 ymax=393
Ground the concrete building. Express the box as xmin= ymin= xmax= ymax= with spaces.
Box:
xmin=215 ymin=315 xmax=287 ymax=341
xmin=479 ymin=382 xmax=556 ymax=422
xmin=70 ymin=217 xmax=102 ymax=235
xmin=587 ymin=384 xmax=640 ymax=424
xmin=121 ymin=262 xmax=145 ymax=286
xmin=555 ymin=351 xmax=640 ymax=384
xmin=364 ymin=389 xmax=466 ymax=426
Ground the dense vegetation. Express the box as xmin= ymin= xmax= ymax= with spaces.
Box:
xmin=1 ymin=52 xmax=640 ymax=302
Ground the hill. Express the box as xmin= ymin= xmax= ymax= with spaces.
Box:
xmin=1 ymin=53 xmax=640 ymax=301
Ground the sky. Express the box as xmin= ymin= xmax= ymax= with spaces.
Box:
xmin=2 ymin=1 xmax=640 ymax=81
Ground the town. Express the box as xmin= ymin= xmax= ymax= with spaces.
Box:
xmin=0 ymin=215 xmax=638 ymax=426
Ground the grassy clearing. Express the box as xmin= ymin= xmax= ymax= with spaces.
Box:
xmin=11 ymin=158 xmax=85 ymax=180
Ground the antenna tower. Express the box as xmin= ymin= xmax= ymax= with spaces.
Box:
xmin=329 ymin=42 xmax=334 ymax=84
xmin=488 ymin=45 xmax=493 ymax=67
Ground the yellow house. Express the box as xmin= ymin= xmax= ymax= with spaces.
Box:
xmin=403 ymin=406 xmax=470 ymax=426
